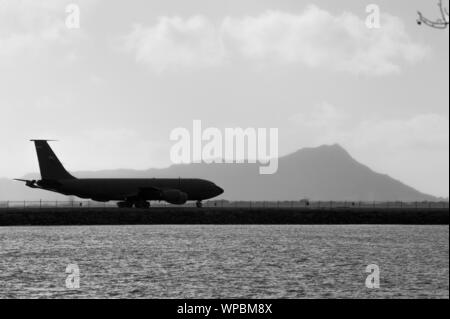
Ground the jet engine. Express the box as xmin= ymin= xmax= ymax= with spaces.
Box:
xmin=161 ymin=189 xmax=188 ymax=205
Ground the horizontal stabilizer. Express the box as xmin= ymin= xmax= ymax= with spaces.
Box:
xmin=13 ymin=178 xmax=39 ymax=188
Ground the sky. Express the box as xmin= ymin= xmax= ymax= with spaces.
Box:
xmin=0 ymin=0 xmax=449 ymax=197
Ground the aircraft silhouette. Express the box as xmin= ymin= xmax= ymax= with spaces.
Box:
xmin=15 ymin=140 xmax=224 ymax=208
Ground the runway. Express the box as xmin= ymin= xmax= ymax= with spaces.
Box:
xmin=0 ymin=207 xmax=448 ymax=226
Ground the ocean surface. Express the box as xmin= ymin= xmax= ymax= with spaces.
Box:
xmin=0 ymin=225 xmax=448 ymax=299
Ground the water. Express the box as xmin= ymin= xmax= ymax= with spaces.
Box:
xmin=0 ymin=225 xmax=448 ymax=298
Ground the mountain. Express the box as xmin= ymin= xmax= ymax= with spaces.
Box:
xmin=0 ymin=144 xmax=438 ymax=202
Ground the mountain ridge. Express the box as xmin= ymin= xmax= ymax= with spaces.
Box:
xmin=0 ymin=144 xmax=439 ymax=202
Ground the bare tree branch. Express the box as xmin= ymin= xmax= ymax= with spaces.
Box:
xmin=417 ymin=0 xmax=449 ymax=29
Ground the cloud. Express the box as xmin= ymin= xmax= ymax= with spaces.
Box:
xmin=290 ymin=103 xmax=449 ymax=151
xmin=290 ymin=102 xmax=348 ymax=129
xmin=123 ymin=16 xmax=226 ymax=72
xmin=0 ymin=0 xmax=94 ymax=64
xmin=122 ymin=6 xmax=428 ymax=75
xmin=223 ymin=7 xmax=428 ymax=75
xmin=348 ymin=114 xmax=449 ymax=151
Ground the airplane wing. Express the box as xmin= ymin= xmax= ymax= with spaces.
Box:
xmin=137 ymin=186 xmax=163 ymax=197
xmin=124 ymin=186 xmax=163 ymax=200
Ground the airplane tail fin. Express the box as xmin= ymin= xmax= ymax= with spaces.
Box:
xmin=31 ymin=140 xmax=75 ymax=180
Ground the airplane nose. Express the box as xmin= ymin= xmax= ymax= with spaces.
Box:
xmin=215 ymin=185 xmax=224 ymax=195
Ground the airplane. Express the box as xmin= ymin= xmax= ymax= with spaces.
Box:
xmin=14 ymin=140 xmax=224 ymax=208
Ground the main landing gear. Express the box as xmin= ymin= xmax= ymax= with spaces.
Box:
xmin=117 ymin=201 xmax=133 ymax=208
xmin=196 ymin=201 xmax=203 ymax=208
xmin=117 ymin=201 xmax=150 ymax=209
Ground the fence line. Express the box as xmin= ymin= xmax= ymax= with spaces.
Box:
xmin=0 ymin=200 xmax=448 ymax=209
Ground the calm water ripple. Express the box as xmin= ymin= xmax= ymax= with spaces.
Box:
xmin=0 ymin=225 xmax=448 ymax=298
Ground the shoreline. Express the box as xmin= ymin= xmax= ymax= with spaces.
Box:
xmin=0 ymin=207 xmax=448 ymax=226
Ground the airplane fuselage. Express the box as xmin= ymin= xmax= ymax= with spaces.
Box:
xmin=40 ymin=178 xmax=223 ymax=202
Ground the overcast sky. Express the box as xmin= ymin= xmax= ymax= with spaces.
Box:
xmin=0 ymin=0 xmax=448 ymax=197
